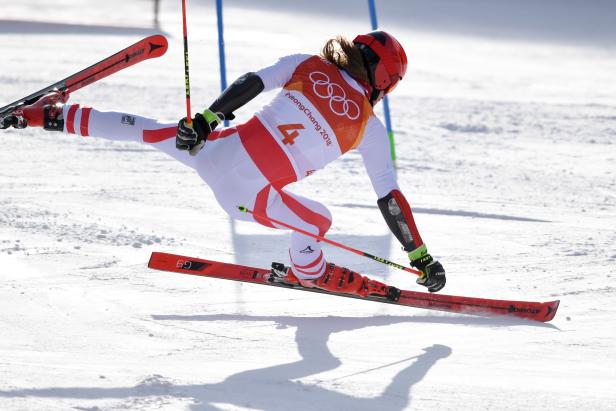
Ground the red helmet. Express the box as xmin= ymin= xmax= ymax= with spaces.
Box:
xmin=353 ymin=31 xmax=407 ymax=104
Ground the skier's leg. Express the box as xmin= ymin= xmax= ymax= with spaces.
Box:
xmin=263 ymin=188 xmax=388 ymax=297
xmin=265 ymin=188 xmax=332 ymax=279
xmin=195 ymin=115 xmax=330 ymax=276
xmin=209 ymin=175 xmax=333 ymax=278
xmin=194 ymin=119 xmax=331 ymax=271
xmin=61 ymin=104 xmax=199 ymax=168
xmin=190 ymin=115 xmax=387 ymax=297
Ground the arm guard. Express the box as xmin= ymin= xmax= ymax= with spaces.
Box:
xmin=377 ymin=189 xmax=424 ymax=252
xmin=208 ymin=72 xmax=265 ymax=120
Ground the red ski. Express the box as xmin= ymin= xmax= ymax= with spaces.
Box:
xmin=148 ymin=252 xmax=560 ymax=322
xmin=1 ymin=35 xmax=168 ymax=121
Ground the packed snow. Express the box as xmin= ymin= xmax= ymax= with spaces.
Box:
xmin=1 ymin=1 xmax=615 ymax=410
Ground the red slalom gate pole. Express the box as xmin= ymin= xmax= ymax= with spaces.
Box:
xmin=238 ymin=206 xmax=421 ymax=276
xmin=181 ymin=0 xmax=192 ymax=125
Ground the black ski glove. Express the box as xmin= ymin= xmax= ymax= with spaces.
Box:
xmin=176 ymin=109 xmax=224 ymax=155
xmin=409 ymin=245 xmax=447 ymax=293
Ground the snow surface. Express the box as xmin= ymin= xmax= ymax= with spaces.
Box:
xmin=1 ymin=1 xmax=615 ymax=410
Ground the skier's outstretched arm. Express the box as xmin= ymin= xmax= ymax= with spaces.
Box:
xmin=176 ymin=54 xmax=310 ymax=154
xmin=357 ymin=118 xmax=446 ymax=292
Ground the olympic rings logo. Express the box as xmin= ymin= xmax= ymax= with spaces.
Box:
xmin=309 ymin=71 xmax=361 ymax=120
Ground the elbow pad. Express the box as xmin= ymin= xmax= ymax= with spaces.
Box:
xmin=377 ymin=190 xmax=423 ymax=251
xmin=208 ymin=72 xmax=265 ymax=119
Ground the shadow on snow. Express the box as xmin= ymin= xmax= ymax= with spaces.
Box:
xmin=0 ymin=313 xmax=556 ymax=410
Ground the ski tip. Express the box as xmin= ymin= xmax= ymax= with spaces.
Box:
xmin=542 ymin=300 xmax=560 ymax=322
xmin=149 ymin=35 xmax=169 ymax=58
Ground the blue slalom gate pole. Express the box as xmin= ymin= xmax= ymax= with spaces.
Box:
xmin=367 ymin=0 xmax=396 ymax=162
xmin=368 ymin=0 xmax=378 ymax=29
xmin=215 ymin=0 xmax=229 ymax=126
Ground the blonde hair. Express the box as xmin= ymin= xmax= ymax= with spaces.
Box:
xmin=321 ymin=36 xmax=369 ymax=84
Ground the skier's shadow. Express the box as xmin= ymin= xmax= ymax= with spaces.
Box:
xmin=0 ymin=313 xmax=554 ymax=410
xmin=0 ymin=314 xmax=452 ymax=411
xmin=170 ymin=314 xmax=454 ymax=411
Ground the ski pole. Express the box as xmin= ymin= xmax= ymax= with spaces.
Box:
xmin=181 ymin=0 xmax=192 ymax=125
xmin=237 ymin=205 xmax=421 ymax=276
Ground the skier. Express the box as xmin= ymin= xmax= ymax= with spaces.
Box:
xmin=3 ymin=31 xmax=446 ymax=297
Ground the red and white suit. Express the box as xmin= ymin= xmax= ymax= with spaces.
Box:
xmin=60 ymin=54 xmax=400 ymax=279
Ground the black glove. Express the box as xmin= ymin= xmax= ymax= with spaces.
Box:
xmin=409 ymin=245 xmax=447 ymax=293
xmin=176 ymin=109 xmax=224 ymax=155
